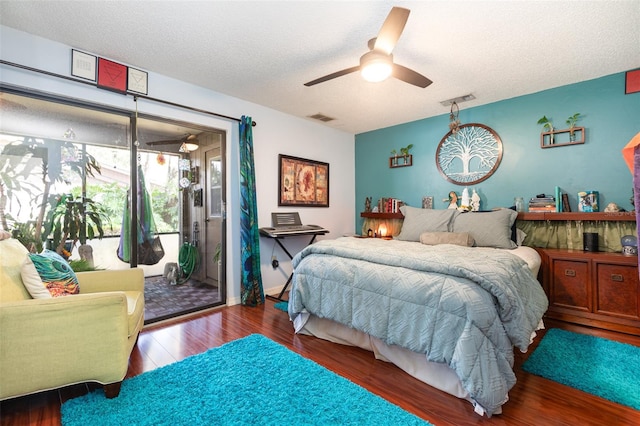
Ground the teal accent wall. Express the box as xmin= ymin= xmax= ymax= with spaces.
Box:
xmin=355 ymin=72 xmax=640 ymax=230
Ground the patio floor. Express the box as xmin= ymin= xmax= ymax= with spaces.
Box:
xmin=143 ymin=275 xmax=222 ymax=324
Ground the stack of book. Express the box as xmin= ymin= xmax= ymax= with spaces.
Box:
xmin=377 ymin=197 xmax=405 ymax=213
xmin=528 ymin=196 xmax=557 ymax=212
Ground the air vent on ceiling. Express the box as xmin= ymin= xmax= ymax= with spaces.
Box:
xmin=440 ymin=94 xmax=476 ymax=107
xmin=308 ymin=113 xmax=336 ymax=122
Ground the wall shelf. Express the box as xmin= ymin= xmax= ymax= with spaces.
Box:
xmin=361 ymin=212 xmax=404 ymax=219
xmin=517 ymin=211 xmax=635 ymax=221
xmin=389 ymin=155 xmax=412 ymax=168
xmin=540 ymin=127 xmax=585 ymax=148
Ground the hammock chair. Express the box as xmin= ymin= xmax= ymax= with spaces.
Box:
xmin=117 ymin=165 xmax=165 ymax=265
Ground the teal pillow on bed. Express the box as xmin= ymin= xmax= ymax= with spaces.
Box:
xmin=395 ymin=206 xmax=459 ymax=241
xmin=453 ymin=209 xmax=518 ymax=249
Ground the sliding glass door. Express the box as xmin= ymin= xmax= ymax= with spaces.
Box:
xmin=0 ymin=90 xmax=226 ymax=321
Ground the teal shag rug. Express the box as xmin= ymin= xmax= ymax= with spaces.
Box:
xmin=274 ymin=300 xmax=288 ymax=313
xmin=522 ymin=328 xmax=640 ymax=410
xmin=62 ymin=334 xmax=432 ymax=426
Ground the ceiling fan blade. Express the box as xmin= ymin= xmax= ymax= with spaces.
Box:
xmin=146 ymin=133 xmax=199 ymax=146
xmin=392 ymin=64 xmax=433 ymax=88
xmin=373 ymin=7 xmax=410 ymax=55
xmin=304 ymin=66 xmax=360 ymax=86
xmin=146 ymin=139 xmax=181 ymax=146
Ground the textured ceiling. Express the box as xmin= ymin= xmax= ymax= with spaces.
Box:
xmin=1 ymin=1 xmax=639 ymax=134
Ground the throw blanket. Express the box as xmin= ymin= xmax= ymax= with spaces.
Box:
xmin=289 ymin=237 xmax=548 ymax=417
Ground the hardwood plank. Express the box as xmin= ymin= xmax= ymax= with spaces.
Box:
xmin=1 ymin=304 xmax=639 ymax=426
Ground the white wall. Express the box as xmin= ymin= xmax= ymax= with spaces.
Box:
xmin=0 ymin=25 xmax=355 ymax=305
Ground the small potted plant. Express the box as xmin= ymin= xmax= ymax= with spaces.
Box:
xmin=566 ymin=113 xmax=581 ymax=141
xmin=537 ymin=115 xmax=554 ymax=144
xmin=399 ymin=144 xmax=413 ymax=164
xmin=390 ymin=149 xmax=398 ymax=166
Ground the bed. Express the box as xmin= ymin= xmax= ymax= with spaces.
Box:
xmin=287 ymin=207 xmax=549 ymax=417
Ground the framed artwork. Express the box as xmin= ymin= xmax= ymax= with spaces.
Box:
xmin=625 ymin=69 xmax=640 ymax=94
xmin=71 ymin=49 xmax=97 ymax=82
xmin=422 ymin=196 xmax=433 ymax=209
xmin=97 ymin=58 xmax=127 ymax=93
xmin=278 ymin=154 xmax=329 ymax=207
xmin=435 ymin=123 xmax=503 ymax=185
xmin=127 ymin=67 xmax=148 ymax=95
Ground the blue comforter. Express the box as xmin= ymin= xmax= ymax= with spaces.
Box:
xmin=289 ymin=237 xmax=548 ymax=417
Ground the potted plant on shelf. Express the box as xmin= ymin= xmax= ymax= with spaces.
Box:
xmin=537 ymin=115 xmax=554 ymax=145
xmin=566 ymin=113 xmax=581 ymax=141
xmin=400 ymin=144 xmax=414 ymax=164
xmin=390 ymin=149 xmax=398 ymax=166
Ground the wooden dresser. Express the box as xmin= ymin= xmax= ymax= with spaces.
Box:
xmin=537 ymin=248 xmax=640 ymax=335
xmin=518 ymin=212 xmax=640 ymax=336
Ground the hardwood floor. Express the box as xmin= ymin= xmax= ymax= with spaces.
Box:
xmin=2 ymin=299 xmax=639 ymax=426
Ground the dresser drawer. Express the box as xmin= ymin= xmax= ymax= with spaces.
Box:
xmin=550 ymin=259 xmax=590 ymax=311
xmin=595 ymin=263 xmax=640 ymax=320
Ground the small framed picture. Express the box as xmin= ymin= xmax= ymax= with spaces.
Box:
xmin=128 ymin=67 xmax=148 ymax=95
xmin=71 ymin=49 xmax=97 ymax=82
xmin=422 ymin=196 xmax=433 ymax=209
xmin=625 ymin=69 xmax=640 ymax=94
xmin=97 ymin=57 xmax=127 ymax=93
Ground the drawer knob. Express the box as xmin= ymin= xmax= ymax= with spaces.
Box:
xmin=564 ymin=269 xmax=576 ymax=277
xmin=611 ymin=274 xmax=624 ymax=282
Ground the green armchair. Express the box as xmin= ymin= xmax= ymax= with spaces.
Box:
xmin=0 ymin=237 xmax=145 ymax=400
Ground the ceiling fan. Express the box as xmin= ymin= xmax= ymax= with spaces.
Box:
xmin=304 ymin=7 xmax=432 ymax=88
xmin=146 ymin=133 xmax=199 ymax=152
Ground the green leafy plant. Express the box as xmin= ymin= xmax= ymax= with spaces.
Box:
xmin=68 ymin=259 xmax=103 ymax=272
xmin=0 ymin=137 xmax=101 ymax=242
xmin=566 ymin=113 xmax=581 ymax=134
xmin=390 ymin=149 xmax=397 ymax=156
xmin=10 ymin=220 xmax=43 ymax=253
xmin=537 ymin=116 xmax=554 ymax=132
xmin=41 ymin=193 xmax=109 ymax=255
xmin=400 ymin=144 xmax=414 ymax=156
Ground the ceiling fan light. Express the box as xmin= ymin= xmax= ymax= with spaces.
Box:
xmin=179 ymin=142 xmax=199 ymax=153
xmin=362 ymin=62 xmax=392 ymax=82
xmin=360 ymin=51 xmax=393 ymax=83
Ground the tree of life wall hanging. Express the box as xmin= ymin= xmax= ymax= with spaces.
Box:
xmin=435 ymin=123 xmax=503 ymax=185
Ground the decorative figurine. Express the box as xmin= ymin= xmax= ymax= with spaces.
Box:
xmin=459 ymin=187 xmax=471 ymax=211
xmin=604 ymin=202 xmax=620 ymax=212
xmin=444 ymin=191 xmax=458 ymax=209
xmin=471 ymin=189 xmax=481 ymax=211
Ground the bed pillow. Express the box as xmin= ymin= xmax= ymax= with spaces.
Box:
xmin=21 ymin=250 xmax=79 ymax=298
xmin=452 ymin=209 xmax=518 ymax=249
xmin=419 ymin=231 xmax=475 ymax=247
xmin=395 ymin=206 xmax=459 ymax=241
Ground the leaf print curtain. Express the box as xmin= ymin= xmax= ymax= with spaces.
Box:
xmin=239 ymin=116 xmax=264 ymax=306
